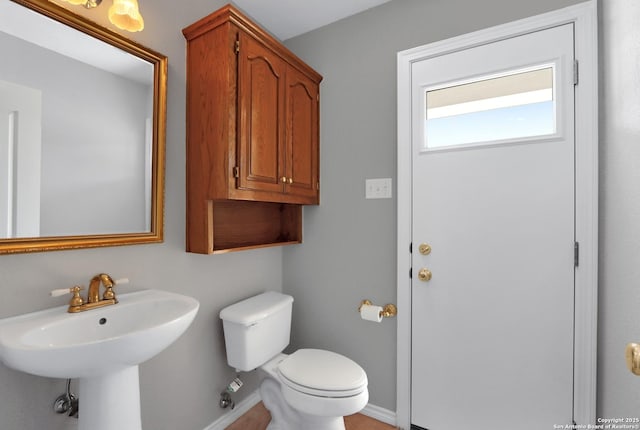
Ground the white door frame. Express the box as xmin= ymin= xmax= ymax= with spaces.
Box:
xmin=396 ymin=2 xmax=598 ymax=429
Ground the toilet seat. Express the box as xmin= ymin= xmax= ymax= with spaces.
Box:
xmin=277 ymin=349 xmax=368 ymax=398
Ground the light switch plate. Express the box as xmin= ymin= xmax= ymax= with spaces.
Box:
xmin=365 ymin=178 xmax=392 ymax=199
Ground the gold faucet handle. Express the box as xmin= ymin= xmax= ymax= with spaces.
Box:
xmin=50 ymin=286 xmax=84 ymax=298
xmin=51 ymin=286 xmax=85 ymax=307
xmin=103 ymin=287 xmax=115 ymax=300
xmin=102 ymin=277 xmax=129 ymax=301
xmin=69 ymin=286 xmax=85 ymax=307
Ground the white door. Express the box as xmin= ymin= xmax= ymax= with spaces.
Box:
xmin=411 ymin=24 xmax=576 ymax=429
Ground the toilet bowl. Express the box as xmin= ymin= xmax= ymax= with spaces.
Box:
xmin=220 ymin=292 xmax=369 ymax=430
xmin=259 ymin=350 xmax=368 ymax=429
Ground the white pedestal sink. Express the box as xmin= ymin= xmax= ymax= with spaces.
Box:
xmin=0 ymin=289 xmax=199 ymax=430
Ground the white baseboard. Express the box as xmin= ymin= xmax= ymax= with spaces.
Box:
xmin=203 ymin=389 xmax=397 ymax=430
xmin=360 ymin=403 xmax=397 ymax=427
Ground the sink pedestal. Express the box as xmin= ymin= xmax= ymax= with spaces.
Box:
xmin=78 ymin=366 xmax=142 ymax=430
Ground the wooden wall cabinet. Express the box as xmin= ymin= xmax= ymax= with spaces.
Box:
xmin=183 ymin=4 xmax=322 ymax=254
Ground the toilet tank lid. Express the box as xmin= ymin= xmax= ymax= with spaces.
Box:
xmin=219 ymin=291 xmax=293 ymax=326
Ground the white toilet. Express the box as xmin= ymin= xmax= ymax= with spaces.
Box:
xmin=220 ymin=291 xmax=369 ymax=430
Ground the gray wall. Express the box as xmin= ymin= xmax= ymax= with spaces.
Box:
xmin=598 ymin=0 xmax=640 ymax=417
xmin=1 ymin=0 xmax=639 ymax=429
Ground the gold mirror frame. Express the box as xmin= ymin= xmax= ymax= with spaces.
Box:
xmin=0 ymin=0 xmax=166 ymax=254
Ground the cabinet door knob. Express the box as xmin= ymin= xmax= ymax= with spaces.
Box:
xmin=288 ymin=178 xmax=293 ymax=184
xmin=281 ymin=176 xmax=287 ymax=183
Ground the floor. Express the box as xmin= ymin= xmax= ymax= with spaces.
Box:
xmin=225 ymin=401 xmax=398 ymax=430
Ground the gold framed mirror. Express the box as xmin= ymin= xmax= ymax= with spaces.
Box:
xmin=0 ymin=0 xmax=166 ymax=254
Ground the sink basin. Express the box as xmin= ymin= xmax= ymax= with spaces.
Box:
xmin=0 ymin=289 xmax=199 ymax=378
xmin=0 ymin=289 xmax=199 ymax=430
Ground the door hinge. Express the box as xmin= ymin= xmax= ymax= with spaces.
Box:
xmin=234 ymin=39 xmax=240 ymax=55
xmin=409 ymin=267 xmax=412 ymax=279
xmin=573 ymin=59 xmax=579 ymax=85
xmin=409 ymin=242 xmax=413 ymax=254
xmin=316 ymin=181 xmax=320 ymax=190
xmin=574 ymin=242 xmax=579 ymax=267
xmin=233 ymin=166 xmax=239 ymax=178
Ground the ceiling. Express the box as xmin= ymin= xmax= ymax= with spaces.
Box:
xmin=233 ymin=0 xmax=394 ymax=40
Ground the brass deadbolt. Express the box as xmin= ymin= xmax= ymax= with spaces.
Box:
xmin=417 ymin=268 xmax=432 ymax=282
xmin=418 ymin=243 xmax=432 ymax=255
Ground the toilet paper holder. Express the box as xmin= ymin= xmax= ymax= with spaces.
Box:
xmin=358 ymin=300 xmax=397 ymax=318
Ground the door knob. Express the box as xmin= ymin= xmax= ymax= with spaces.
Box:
xmin=626 ymin=343 xmax=640 ymax=375
xmin=417 ymin=268 xmax=432 ymax=282
xmin=418 ymin=243 xmax=432 ymax=255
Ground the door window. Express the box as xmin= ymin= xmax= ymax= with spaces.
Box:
xmin=425 ymin=65 xmax=556 ymax=150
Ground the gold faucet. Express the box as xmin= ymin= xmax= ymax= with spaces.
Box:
xmin=66 ymin=273 xmax=119 ymax=313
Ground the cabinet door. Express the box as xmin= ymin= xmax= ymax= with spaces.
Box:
xmin=284 ymin=66 xmax=319 ymax=204
xmin=237 ymin=33 xmax=286 ymax=195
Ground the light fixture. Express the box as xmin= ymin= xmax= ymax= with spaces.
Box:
xmin=58 ymin=0 xmax=144 ymax=32
xmin=108 ymin=0 xmax=144 ymax=32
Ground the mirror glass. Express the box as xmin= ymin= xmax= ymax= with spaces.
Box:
xmin=0 ymin=0 xmax=166 ymax=253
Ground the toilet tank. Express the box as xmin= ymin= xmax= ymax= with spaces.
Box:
xmin=219 ymin=291 xmax=293 ymax=371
